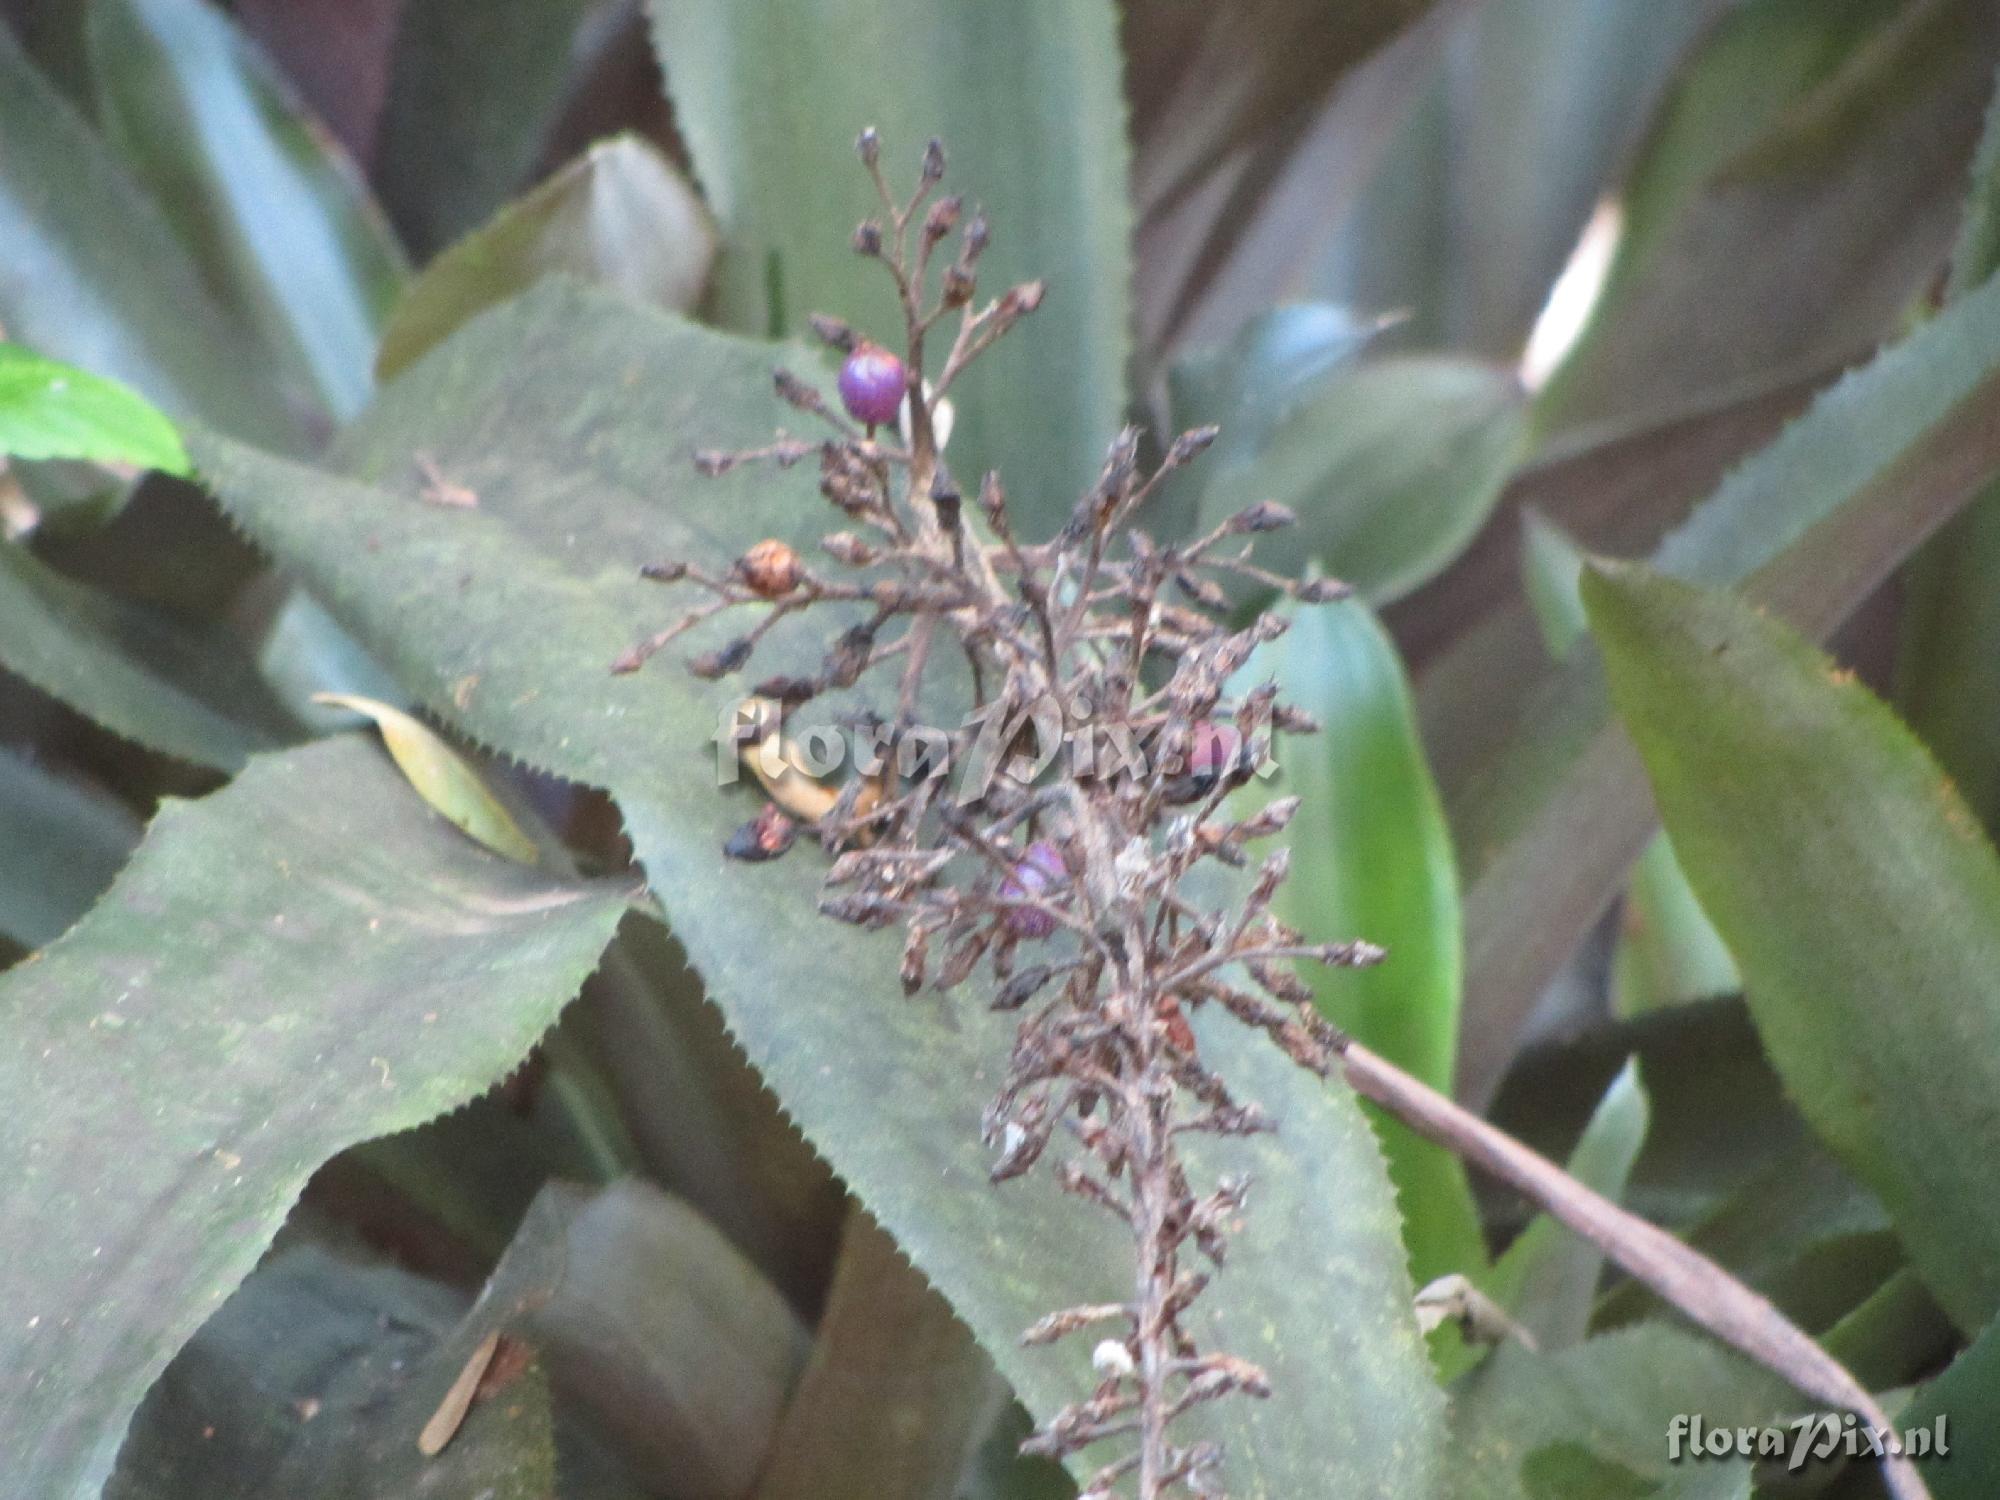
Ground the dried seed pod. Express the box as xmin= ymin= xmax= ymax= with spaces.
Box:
xmin=1226 ymin=500 xmax=1297 ymax=534
xmin=738 ymin=539 xmax=804 ymax=598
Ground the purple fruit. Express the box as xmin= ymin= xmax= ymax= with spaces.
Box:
xmin=837 ymin=342 xmax=906 ymax=427
xmin=1000 ymin=840 xmax=1066 ymax=940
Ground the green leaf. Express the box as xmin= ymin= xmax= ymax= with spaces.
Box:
xmin=1893 ymin=1313 xmax=2000 ymax=1500
xmin=190 ymin=281 xmax=1448 ymax=1498
xmin=1453 ymin=257 xmax=2000 ymax=1106
xmin=108 ymin=1245 xmax=556 ymax=1500
xmin=1895 ymin=66 xmax=2000 ymax=830
xmin=470 ymin=1179 xmax=809 ymax=1499
xmin=0 ymin=344 xmax=189 ymax=475
xmin=87 ymin=0 xmax=408 ymax=425
xmin=1518 ymin=510 xmax=1735 ymax=1012
xmin=0 ymin=21 xmax=299 ymax=449
xmin=1312 ymin=0 xmax=1727 ymax=360
xmin=1538 ymin=0 xmax=2000 ymax=438
xmin=378 ymin=134 xmax=713 ymax=382
xmin=0 ymin=734 xmax=630 ymax=1496
xmin=0 ymin=748 xmax=138 ymax=950
xmin=754 ymin=1212 xmax=1000 ymax=1500
xmin=0 ymin=540 xmax=279 ymax=770
xmin=1584 ymin=560 xmax=2000 ymax=1330
xmin=647 ymin=0 xmax=1133 ymax=538
xmin=1238 ymin=595 xmax=1482 ymax=1284
xmin=1446 ymin=1323 xmax=1794 ymax=1500
xmin=313 ymin=693 xmax=539 ymax=863
xmin=1192 ymin=355 xmax=1529 ymax=604
xmin=1485 ymin=1060 xmax=1648 ymax=1352
xmin=374 ymin=0 xmax=598 ymax=256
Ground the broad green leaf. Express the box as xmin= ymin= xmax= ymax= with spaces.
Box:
xmin=0 ymin=734 xmax=630 ymax=1496
xmin=0 ymin=749 xmax=138 ymax=950
xmin=647 ymin=0 xmax=1132 ymax=538
xmin=1487 ymin=1060 xmax=1648 ymax=1352
xmin=0 ymin=344 xmax=188 ymax=475
xmin=374 ymin=0 xmax=599 ymax=256
xmin=1896 ymin=66 xmax=2000 ymax=830
xmin=755 ymin=1212 xmax=1000 ymax=1500
xmin=87 ymin=0 xmax=408 ymax=425
xmin=0 ymin=21 xmax=299 ymax=449
xmin=108 ymin=1246 xmax=556 ymax=1500
xmin=1517 ymin=510 xmax=1735 ymax=1012
xmin=1820 ymin=1268 xmax=1957 ymax=1394
xmin=379 ymin=134 xmax=714 ymax=381
xmin=313 ymin=692 xmax=538 ymax=862
xmin=1538 ymin=0 xmax=2000 ymax=438
xmin=1893 ymin=1313 xmax=2000 ymax=1500
xmin=1238 ymin=595 xmax=1482 ymax=1284
xmin=191 ymin=281 xmax=1448 ymax=1499
xmin=1192 ymin=355 xmax=1529 ymax=604
xmin=1313 ymin=0 xmax=1728 ymax=360
xmin=1584 ymin=561 xmax=2000 ymax=1330
xmin=252 ymin=584 xmax=409 ymax=733
xmin=1453 ymin=257 xmax=2000 ymax=1107
xmin=1446 ymin=1323 xmax=1794 ymax=1500
xmin=469 ymin=1179 xmax=809 ymax=1499
xmin=0 ymin=540 xmax=278 ymax=770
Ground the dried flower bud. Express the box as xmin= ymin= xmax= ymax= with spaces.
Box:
xmin=640 ymin=559 xmax=688 ymax=583
xmin=941 ymin=263 xmax=975 ymax=308
xmin=1000 ymin=841 xmax=1067 ymax=939
xmin=998 ymin=280 xmax=1046 ymax=323
xmin=921 ymin=136 xmax=946 ymax=183
xmin=689 ymin=637 xmax=753 ymax=679
xmin=821 ymin=531 xmax=876 ymax=566
xmin=923 ymin=194 xmax=963 ymax=244
xmin=751 ymin=673 xmax=819 ymax=705
xmin=837 ymin=342 xmax=907 ymax=427
xmin=1293 ymin=576 xmax=1352 ymax=604
xmin=724 ymin=803 xmax=797 ymax=862
xmin=1227 ymin=501 xmax=1297 ymax=534
xmin=856 ymin=126 xmax=881 ymax=166
xmin=738 ymin=538 xmax=803 ymax=598
xmin=773 ymin=368 xmax=825 ymax=413
xmin=852 ymin=219 xmax=884 ymax=257
xmin=1167 ymin=426 xmax=1221 ymax=467
xmin=692 ymin=449 xmax=736 ymax=476
xmin=808 ymin=313 xmax=856 ymax=353
xmin=961 ymin=212 xmax=990 ymax=260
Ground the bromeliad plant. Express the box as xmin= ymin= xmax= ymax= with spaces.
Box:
xmin=622 ymin=132 xmax=1370 ymax=1495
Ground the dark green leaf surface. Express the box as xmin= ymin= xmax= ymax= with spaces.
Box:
xmin=0 ymin=541 xmax=277 ymax=770
xmin=1892 ymin=1313 xmax=2000 ymax=1500
xmin=1585 ymin=561 xmax=2000 ymax=1330
xmin=754 ymin=1212 xmax=999 ymax=1500
xmin=88 ymin=0 xmax=407 ymax=424
xmin=1192 ymin=355 xmax=1529 ymax=604
xmin=0 ymin=734 xmax=629 ymax=1497
xmin=0 ymin=22 xmax=299 ymax=449
xmin=647 ymin=0 xmax=1132 ymax=538
xmin=0 ymin=749 xmax=138 ymax=950
xmin=1539 ymin=0 xmax=2000 ymax=438
xmin=1313 ymin=0 xmax=1727 ymax=359
xmin=1238 ymin=596 xmax=1482 ymax=1284
xmin=192 ymin=282 xmax=1447 ymax=1499
xmin=374 ymin=0 xmax=598 ymax=255
xmin=1454 ymin=264 xmax=2000 ymax=1105
xmin=378 ymin=134 xmax=714 ymax=381
xmin=0 ymin=344 xmax=188 ymax=474
xmin=108 ymin=1246 xmax=556 ymax=1500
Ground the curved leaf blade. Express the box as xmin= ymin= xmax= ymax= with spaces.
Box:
xmin=1584 ymin=561 xmax=2000 ymax=1330
xmin=0 ymin=735 xmax=629 ymax=1496
xmin=377 ymin=134 xmax=714 ymax=382
xmin=190 ymin=282 xmax=1447 ymax=1499
xmin=647 ymin=0 xmax=1133 ymax=538
xmin=87 ymin=0 xmax=408 ymax=424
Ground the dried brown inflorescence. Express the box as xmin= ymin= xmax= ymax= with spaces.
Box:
xmin=616 ymin=131 xmax=1373 ymax=1500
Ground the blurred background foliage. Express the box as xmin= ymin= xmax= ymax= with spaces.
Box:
xmin=2 ymin=0 xmax=2000 ymax=1496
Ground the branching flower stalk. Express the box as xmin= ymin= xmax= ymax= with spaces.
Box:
xmin=617 ymin=131 xmax=1365 ymax=1499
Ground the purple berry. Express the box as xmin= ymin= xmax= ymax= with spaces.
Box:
xmin=838 ymin=342 xmax=906 ymax=427
xmin=1000 ymin=841 xmax=1066 ymax=940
